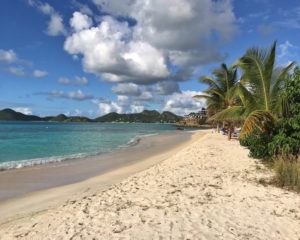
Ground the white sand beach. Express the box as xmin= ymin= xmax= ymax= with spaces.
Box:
xmin=1 ymin=131 xmax=300 ymax=239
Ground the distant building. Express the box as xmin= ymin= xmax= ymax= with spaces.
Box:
xmin=179 ymin=108 xmax=207 ymax=126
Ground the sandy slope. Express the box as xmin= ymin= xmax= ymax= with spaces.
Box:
xmin=1 ymin=132 xmax=300 ymax=240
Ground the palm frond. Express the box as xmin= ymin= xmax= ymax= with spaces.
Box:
xmin=240 ymin=110 xmax=275 ymax=138
xmin=209 ymin=106 xmax=246 ymax=122
xmin=193 ymin=94 xmax=211 ymax=99
xmin=270 ymin=62 xmax=295 ymax=97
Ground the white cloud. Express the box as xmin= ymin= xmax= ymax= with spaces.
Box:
xmin=154 ymin=81 xmax=181 ymax=95
xmin=28 ymin=0 xmax=66 ymax=36
xmin=278 ymin=41 xmax=298 ymax=65
xmin=95 ymin=0 xmax=236 ymax=59
xmin=163 ymin=90 xmax=206 ymax=116
xmin=48 ymin=14 xmax=66 ymax=36
xmin=75 ymin=76 xmax=88 ymax=85
xmin=72 ymin=0 xmax=93 ymax=16
xmin=33 ymin=69 xmax=48 ymax=78
xmin=70 ymin=11 xmax=93 ymax=32
xmin=8 ymin=67 xmax=25 ymax=76
xmin=93 ymin=95 xmax=147 ymax=116
xmin=112 ymin=83 xmax=141 ymax=96
xmin=0 ymin=49 xmax=17 ymax=63
xmin=58 ymin=77 xmax=71 ymax=85
xmin=74 ymin=109 xmax=82 ymax=116
xmin=136 ymin=91 xmax=153 ymax=101
xmin=112 ymin=83 xmax=157 ymax=102
xmin=64 ymin=0 xmax=237 ymax=84
xmin=279 ymin=41 xmax=294 ymax=59
xmin=130 ymin=105 xmax=144 ymax=113
xmin=58 ymin=76 xmax=89 ymax=85
xmin=98 ymin=102 xmax=123 ymax=115
xmin=12 ymin=107 xmax=33 ymax=115
xmin=37 ymin=90 xmax=93 ymax=101
xmin=64 ymin=16 xmax=169 ymax=84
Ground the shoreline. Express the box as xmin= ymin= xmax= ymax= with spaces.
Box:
xmin=0 ymin=132 xmax=159 ymax=171
xmin=1 ymin=131 xmax=300 ymax=239
xmin=0 ymin=130 xmax=204 ymax=224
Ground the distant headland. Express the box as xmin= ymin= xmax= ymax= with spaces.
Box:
xmin=0 ymin=108 xmax=183 ymax=123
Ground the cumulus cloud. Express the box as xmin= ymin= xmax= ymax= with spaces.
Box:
xmin=112 ymin=83 xmax=142 ymax=96
xmin=0 ymin=50 xmax=48 ymax=78
xmin=72 ymin=0 xmax=93 ymax=16
xmin=98 ymin=101 xmax=123 ymax=115
xmin=163 ymin=90 xmax=206 ymax=116
xmin=111 ymin=83 xmax=157 ymax=102
xmin=0 ymin=49 xmax=17 ymax=63
xmin=93 ymin=95 xmax=146 ymax=115
xmin=29 ymin=0 xmax=237 ymax=114
xmin=112 ymin=80 xmax=181 ymax=101
xmin=154 ymin=81 xmax=181 ymax=95
xmin=37 ymin=90 xmax=93 ymax=101
xmin=64 ymin=16 xmax=169 ymax=84
xmin=94 ymin=90 xmax=205 ymax=116
xmin=33 ymin=69 xmax=48 ymax=78
xmin=64 ymin=0 xmax=237 ymax=84
xmin=58 ymin=76 xmax=89 ymax=85
xmin=130 ymin=104 xmax=144 ymax=113
xmin=12 ymin=107 xmax=33 ymax=115
xmin=28 ymin=0 xmax=66 ymax=36
xmin=48 ymin=14 xmax=66 ymax=36
xmin=70 ymin=11 xmax=93 ymax=32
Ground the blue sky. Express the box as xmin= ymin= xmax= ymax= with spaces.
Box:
xmin=0 ymin=0 xmax=299 ymax=117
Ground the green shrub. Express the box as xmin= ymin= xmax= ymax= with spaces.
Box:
xmin=274 ymin=156 xmax=300 ymax=190
xmin=268 ymin=67 xmax=300 ymax=157
xmin=268 ymin=121 xmax=300 ymax=157
xmin=240 ymin=129 xmax=272 ymax=159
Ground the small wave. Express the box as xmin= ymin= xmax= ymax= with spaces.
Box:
xmin=122 ymin=133 xmax=159 ymax=148
xmin=0 ymin=153 xmax=91 ymax=171
xmin=126 ymin=136 xmax=141 ymax=146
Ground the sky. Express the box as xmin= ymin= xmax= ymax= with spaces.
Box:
xmin=0 ymin=0 xmax=300 ymax=117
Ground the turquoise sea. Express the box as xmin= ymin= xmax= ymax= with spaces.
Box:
xmin=0 ymin=122 xmax=177 ymax=169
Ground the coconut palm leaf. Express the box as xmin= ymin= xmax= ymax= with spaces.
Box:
xmin=270 ymin=62 xmax=295 ymax=109
xmin=234 ymin=41 xmax=295 ymax=137
xmin=209 ymin=106 xmax=246 ymax=122
xmin=240 ymin=110 xmax=275 ymax=138
xmin=195 ymin=63 xmax=238 ymax=115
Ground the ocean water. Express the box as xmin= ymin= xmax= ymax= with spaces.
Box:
xmin=0 ymin=122 xmax=178 ymax=169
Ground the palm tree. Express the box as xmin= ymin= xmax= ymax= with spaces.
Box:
xmin=212 ymin=42 xmax=295 ymax=138
xmin=194 ymin=63 xmax=238 ymax=133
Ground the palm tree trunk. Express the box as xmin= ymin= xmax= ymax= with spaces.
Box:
xmin=217 ymin=123 xmax=220 ymax=133
xmin=227 ymin=123 xmax=233 ymax=140
xmin=228 ymin=129 xmax=232 ymax=140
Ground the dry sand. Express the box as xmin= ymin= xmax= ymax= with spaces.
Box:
xmin=1 ymin=132 xmax=300 ymax=239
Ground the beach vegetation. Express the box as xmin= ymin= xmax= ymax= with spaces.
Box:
xmin=239 ymin=128 xmax=272 ymax=159
xmin=274 ymin=156 xmax=300 ymax=191
xmin=211 ymin=42 xmax=294 ymax=137
xmin=196 ymin=41 xmax=300 ymax=190
xmin=194 ymin=63 xmax=239 ymax=135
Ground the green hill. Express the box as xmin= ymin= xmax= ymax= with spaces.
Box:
xmin=0 ymin=108 xmax=182 ymax=123
xmin=0 ymin=108 xmax=42 ymax=121
xmin=95 ymin=110 xmax=182 ymax=123
xmin=45 ymin=114 xmax=93 ymax=122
